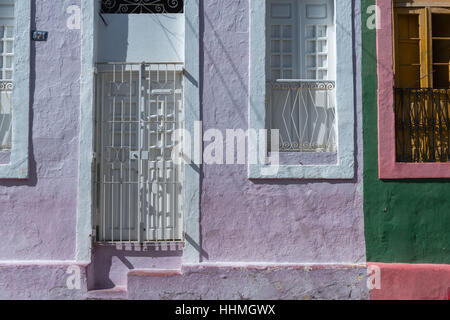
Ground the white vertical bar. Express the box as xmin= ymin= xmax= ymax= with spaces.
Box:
xmin=120 ymin=64 xmax=124 ymax=242
xmin=138 ymin=63 xmax=144 ymax=243
xmin=146 ymin=63 xmax=151 ymax=242
xmin=100 ymin=72 xmax=106 ymax=242
xmin=156 ymin=65 xmax=160 ymax=240
xmin=111 ymin=64 xmax=116 ymax=242
xmin=172 ymin=65 xmax=176 ymax=240
xmin=162 ymin=64 xmax=168 ymax=240
xmin=129 ymin=64 xmax=133 ymax=242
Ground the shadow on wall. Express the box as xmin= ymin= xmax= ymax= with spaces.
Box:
xmin=88 ymin=244 xmax=183 ymax=290
xmin=97 ymin=12 xmax=185 ymax=63
xmin=97 ymin=13 xmax=128 ymax=63
xmin=200 ymin=1 xmax=359 ymax=186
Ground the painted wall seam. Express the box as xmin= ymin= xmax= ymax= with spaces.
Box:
xmin=76 ymin=0 xmax=96 ymax=262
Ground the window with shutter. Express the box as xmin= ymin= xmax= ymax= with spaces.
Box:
xmin=266 ymin=0 xmax=336 ymax=153
xmin=249 ymin=0 xmax=355 ymax=179
xmin=393 ymin=5 xmax=450 ymax=163
xmin=377 ymin=0 xmax=450 ymax=179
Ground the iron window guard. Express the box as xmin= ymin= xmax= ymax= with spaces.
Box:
xmin=394 ymin=87 xmax=450 ymax=163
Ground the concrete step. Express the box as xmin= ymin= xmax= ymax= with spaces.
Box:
xmin=126 ymin=264 xmax=370 ymax=300
xmin=86 ymin=286 xmax=128 ymax=300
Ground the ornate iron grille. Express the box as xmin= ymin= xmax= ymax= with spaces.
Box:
xmin=101 ymin=0 xmax=184 ymax=14
xmin=267 ymin=80 xmax=337 ymax=152
xmin=395 ymin=88 xmax=450 ymax=163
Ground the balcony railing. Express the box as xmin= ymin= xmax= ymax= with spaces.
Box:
xmin=395 ymin=88 xmax=450 ymax=163
xmin=0 ymin=80 xmax=12 ymax=151
xmin=267 ymin=79 xmax=336 ymax=152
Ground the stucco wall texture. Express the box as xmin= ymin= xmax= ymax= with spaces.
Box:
xmin=200 ymin=0 xmax=366 ymax=264
xmin=0 ymin=0 xmax=80 ymax=261
xmin=0 ymin=0 xmax=366 ymax=264
xmin=362 ymin=0 xmax=450 ymax=264
xmin=0 ymin=0 xmax=368 ymax=299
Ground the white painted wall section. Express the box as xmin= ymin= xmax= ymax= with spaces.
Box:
xmin=98 ymin=14 xmax=185 ymax=63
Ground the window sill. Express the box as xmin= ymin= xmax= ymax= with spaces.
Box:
xmin=275 ymin=151 xmax=337 ymax=166
xmin=0 ymin=156 xmax=28 ymax=179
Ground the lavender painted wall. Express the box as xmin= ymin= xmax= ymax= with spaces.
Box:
xmin=0 ymin=0 xmax=365 ymax=264
xmin=0 ymin=0 xmax=367 ymax=299
xmin=200 ymin=0 xmax=365 ymax=264
xmin=0 ymin=0 xmax=80 ymax=261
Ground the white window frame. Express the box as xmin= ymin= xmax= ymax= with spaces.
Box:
xmin=0 ymin=0 xmax=30 ymax=179
xmin=77 ymin=0 xmax=200 ymax=263
xmin=249 ymin=0 xmax=355 ymax=179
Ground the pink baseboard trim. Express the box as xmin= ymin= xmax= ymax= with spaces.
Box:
xmin=369 ymin=262 xmax=450 ymax=300
xmin=376 ymin=0 xmax=450 ymax=179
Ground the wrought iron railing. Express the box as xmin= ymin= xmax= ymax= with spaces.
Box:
xmin=395 ymin=88 xmax=450 ymax=162
xmin=267 ymin=79 xmax=336 ymax=152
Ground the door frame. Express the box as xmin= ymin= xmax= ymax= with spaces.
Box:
xmin=77 ymin=0 xmax=200 ymax=263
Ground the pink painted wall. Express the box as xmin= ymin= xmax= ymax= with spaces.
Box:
xmin=0 ymin=0 xmax=80 ymax=260
xmin=199 ymin=0 xmax=366 ymax=263
xmin=369 ymin=263 xmax=450 ymax=300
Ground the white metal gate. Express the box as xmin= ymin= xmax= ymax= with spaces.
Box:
xmin=94 ymin=62 xmax=184 ymax=243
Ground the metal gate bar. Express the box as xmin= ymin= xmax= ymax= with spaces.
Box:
xmin=95 ymin=62 xmax=184 ymax=243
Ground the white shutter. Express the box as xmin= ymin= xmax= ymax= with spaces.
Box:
xmin=267 ymin=0 xmax=335 ymax=81
xmin=267 ymin=0 xmax=298 ymax=80
xmin=300 ymin=0 xmax=335 ymax=80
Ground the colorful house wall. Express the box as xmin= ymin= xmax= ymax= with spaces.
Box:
xmin=0 ymin=0 xmax=448 ymax=300
xmin=0 ymin=0 xmax=370 ymax=300
xmin=362 ymin=0 xmax=450 ymax=300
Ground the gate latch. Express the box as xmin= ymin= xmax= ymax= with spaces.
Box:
xmin=130 ymin=151 xmax=149 ymax=160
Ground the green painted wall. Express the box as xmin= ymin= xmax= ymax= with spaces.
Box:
xmin=361 ymin=0 xmax=450 ymax=264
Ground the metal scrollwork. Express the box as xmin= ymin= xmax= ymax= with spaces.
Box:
xmin=101 ymin=0 xmax=184 ymax=14
xmin=268 ymin=80 xmax=336 ymax=91
xmin=0 ymin=81 xmax=13 ymax=92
